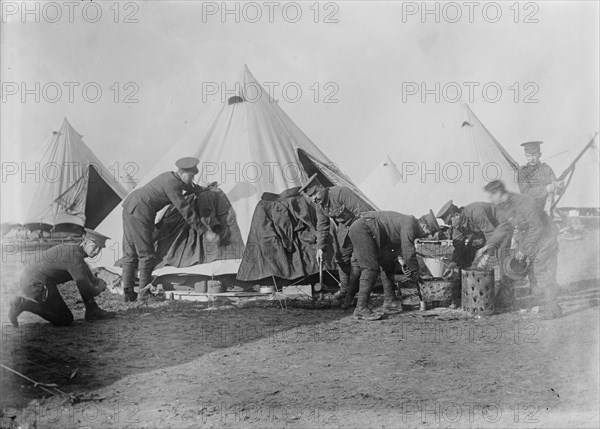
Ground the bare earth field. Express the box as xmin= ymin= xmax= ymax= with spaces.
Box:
xmin=1 ymin=227 xmax=599 ymax=429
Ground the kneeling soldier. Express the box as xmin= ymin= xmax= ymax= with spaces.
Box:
xmin=9 ymin=230 xmax=116 ymax=327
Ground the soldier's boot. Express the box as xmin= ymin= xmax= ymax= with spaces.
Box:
xmin=380 ymin=269 xmax=402 ymax=314
xmin=353 ymin=269 xmax=382 ymax=321
xmin=341 ymin=265 xmax=361 ymax=310
xmin=332 ymin=265 xmax=350 ymax=301
xmin=83 ymin=297 xmax=116 ymax=322
xmin=9 ymin=296 xmax=73 ymax=327
xmin=121 ymin=263 xmax=138 ymax=302
xmin=137 ymin=268 xmax=163 ymax=302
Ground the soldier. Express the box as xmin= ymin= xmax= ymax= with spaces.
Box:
xmin=348 ymin=211 xmax=423 ymax=320
xmin=299 ymin=174 xmax=374 ymax=309
xmin=418 ymin=210 xmax=447 ymax=240
xmin=478 ymin=180 xmax=563 ymax=319
xmin=436 ymin=200 xmax=504 ymax=274
xmin=8 ymin=230 xmax=116 ymax=327
xmin=517 ymin=141 xmax=563 ymax=211
xmin=121 ymin=157 xmax=205 ymax=302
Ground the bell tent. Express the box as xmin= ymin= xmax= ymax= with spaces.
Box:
xmin=361 ymin=104 xmax=519 ymax=217
xmin=9 ymin=118 xmax=128 ymax=234
xmin=93 ymin=66 xmax=371 ymax=277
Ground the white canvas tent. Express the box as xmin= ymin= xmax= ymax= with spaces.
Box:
xmin=10 ymin=118 xmax=128 ymax=231
xmin=360 ymin=155 xmax=403 ymax=211
xmin=93 ymin=65 xmax=371 ymax=276
xmin=361 ymin=104 xmax=519 ymax=217
xmin=556 ymin=134 xmax=600 ymax=211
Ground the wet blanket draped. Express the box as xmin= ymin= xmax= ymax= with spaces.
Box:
xmin=153 ymin=186 xmax=245 ymax=268
xmin=237 ymin=187 xmax=335 ymax=281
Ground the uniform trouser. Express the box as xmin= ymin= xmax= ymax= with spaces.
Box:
xmin=122 ymin=211 xmax=156 ymax=289
xmin=495 ymin=235 xmax=515 ymax=307
xmin=20 ymin=280 xmax=100 ymax=326
xmin=349 ymin=219 xmax=397 ymax=308
xmin=528 ymin=241 xmax=559 ymax=305
xmin=336 ymin=233 xmax=361 ymax=296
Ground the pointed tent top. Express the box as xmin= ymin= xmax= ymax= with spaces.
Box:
xmin=361 ymin=155 xmax=403 ymax=209
xmin=20 ymin=118 xmax=128 ymax=228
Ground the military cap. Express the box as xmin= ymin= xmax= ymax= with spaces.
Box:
xmin=84 ymin=228 xmax=110 ymax=248
xmin=419 ymin=209 xmax=441 ymax=233
xmin=520 ymin=141 xmax=543 ymax=155
xmin=436 ymin=200 xmax=460 ymax=222
xmin=299 ymin=174 xmax=322 ymax=195
xmin=175 ymin=157 xmax=200 ymax=174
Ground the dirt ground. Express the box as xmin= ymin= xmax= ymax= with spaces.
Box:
xmin=1 ymin=227 xmax=599 ymax=429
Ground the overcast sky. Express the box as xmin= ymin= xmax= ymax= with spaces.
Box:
xmin=1 ymin=0 xmax=598 ymax=222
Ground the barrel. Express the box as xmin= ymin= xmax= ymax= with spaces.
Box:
xmin=421 ymin=278 xmax=460 ymax=308
xmin=461 ymin=268 xmax=495 ymax=316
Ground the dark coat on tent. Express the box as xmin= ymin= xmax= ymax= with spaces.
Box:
xmin=152 ymin=185 xmax=245 ymax=269
xmin=517 ymin=162 xmax=557 ymax=209
xmin=237 ymin=188 xmax=335 ymax=281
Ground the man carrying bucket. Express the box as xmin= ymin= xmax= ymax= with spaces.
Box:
xmin=479 ymin=180 xmax=562 ymax=319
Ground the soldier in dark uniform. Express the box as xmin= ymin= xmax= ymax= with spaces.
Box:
xmin=299 ymin=174 xmax=374 ymax=309
xmin=348 ymin=211 xmax=423 ymax=320
xmin=418 ymin=210 xmax=447 ymax=240
xmin=8 ymin=230 xmax=116 ymax=327
xmin=480 ymin=180 xmax=562 ymax=319
xmin=121 ymin=157 xmax=205 ymax=302
xmin=436 ymin=200 xmax=505 ymax=273
xmin=517 ymin=141 xmax=563 ymax=211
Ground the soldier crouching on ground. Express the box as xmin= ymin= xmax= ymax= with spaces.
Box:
xmin=9 ymin=230 xmax=116 ymax=327
xmin=348 ymin=211 xmax=424 ymax=321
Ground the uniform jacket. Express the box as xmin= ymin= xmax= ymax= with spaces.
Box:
xmin=20 ymin=244 xmax=98 ymax=290
xmin=123 ymin=172 xmax=201 ymax=230
xmin=517 ymin=162 xmax=557 ymax=209
xmin=456 ymin=202 xmax=499 ymax=241
xmin=487 ymin=192 xmax=558 ymax=259
xmin=315 ymin=186 xmax=373 ymax=250
xmin=449 ymin=202 xmax=501 ymax=267
xmin=359 ymin=211 xmax=422 ymax=273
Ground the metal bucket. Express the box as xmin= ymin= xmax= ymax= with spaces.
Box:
xmin=461 ymin=268 xmax=495 ymax=316
xmin=421 ymin=278 xmax=460 ymax=307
